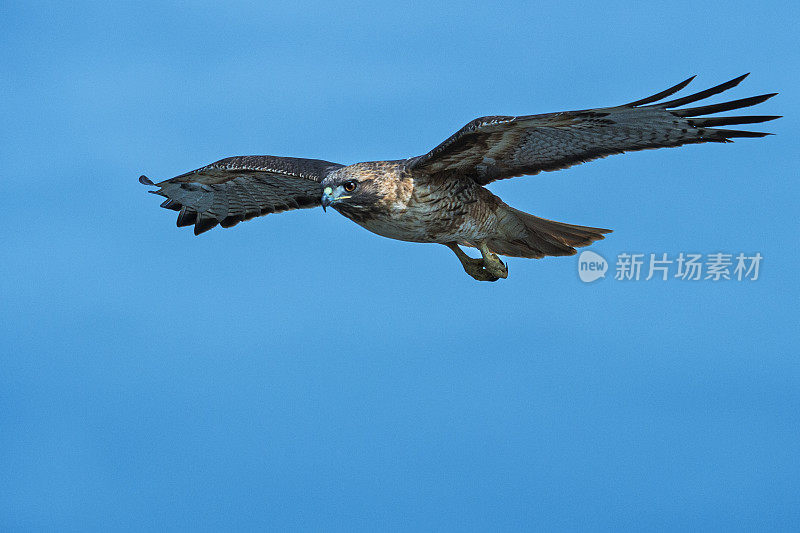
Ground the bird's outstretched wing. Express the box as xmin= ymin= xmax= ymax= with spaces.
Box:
xmin=140 ymin=155 xmax=343 ymax=235
xmin=406 ymin=74 xmax=779 ymax=185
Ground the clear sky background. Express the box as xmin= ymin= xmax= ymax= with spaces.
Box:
xmin=1 ymin=1 xmax=798 ymax=530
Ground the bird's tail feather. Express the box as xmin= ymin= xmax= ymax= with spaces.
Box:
xmin=486 ymin=207 xmax=611 ymax=258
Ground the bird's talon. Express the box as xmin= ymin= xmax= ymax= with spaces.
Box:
xmin=461 ymin=262 xmax=500 ymax=282
xmin=484 ymin=258 xmax=508 ymax=279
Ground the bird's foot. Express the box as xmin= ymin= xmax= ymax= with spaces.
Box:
xmin=461 ymin=256 xmax=501 ymax=282
xmin=477 ymin=243 xmax=509 ymax=280
xmin=445 ymin=242 xmax=506 ymax=282
xmin=481 ymin=252 xmax=508 ymax=279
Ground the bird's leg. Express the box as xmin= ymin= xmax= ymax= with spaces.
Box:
xmin=444 ymin=242 xmax=500 ymax=282
xmin=477 ymin=241 xmax=509 ymax=279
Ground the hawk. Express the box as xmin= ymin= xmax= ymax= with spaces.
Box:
xmin=140 ymin=74 xmax=778 ymax=281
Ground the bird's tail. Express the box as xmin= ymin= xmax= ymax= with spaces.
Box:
xmin=485 ymin=206 xmax=611 ymax=258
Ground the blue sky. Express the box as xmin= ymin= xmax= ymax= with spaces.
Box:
xmin=1 ymin=1 xmax=798 ymax=530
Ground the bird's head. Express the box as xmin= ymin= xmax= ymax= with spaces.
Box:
xmin=320 ymin=172 xmax=381 ymax=216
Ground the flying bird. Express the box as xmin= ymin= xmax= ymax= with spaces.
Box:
xmin=140 ymin=74 xmax=778 ymax=281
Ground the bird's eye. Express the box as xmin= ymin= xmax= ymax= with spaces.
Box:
xmin=343 ymin=180 xmax=357 ymax=193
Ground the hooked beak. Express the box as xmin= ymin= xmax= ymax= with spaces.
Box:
xmin=321 ymin=186 xmax=333 ymax=212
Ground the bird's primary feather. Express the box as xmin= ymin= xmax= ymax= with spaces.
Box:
xmin=142 ymin=155 xmax=343 ymax=235
xmin=405 ymin=73 xmax=778 ymax=185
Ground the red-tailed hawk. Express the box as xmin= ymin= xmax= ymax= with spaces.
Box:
xmin=140 ymin=74 xmax=778 ymax=281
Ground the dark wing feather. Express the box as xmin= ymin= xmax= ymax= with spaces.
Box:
xmin=406 ymin=74 xmax=779 ymax=185
xmin=140 ymin=155 xmax=343 ymax=235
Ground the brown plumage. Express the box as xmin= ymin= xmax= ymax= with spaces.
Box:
xmin=140 ymin=74 xmax=779 ymax=281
